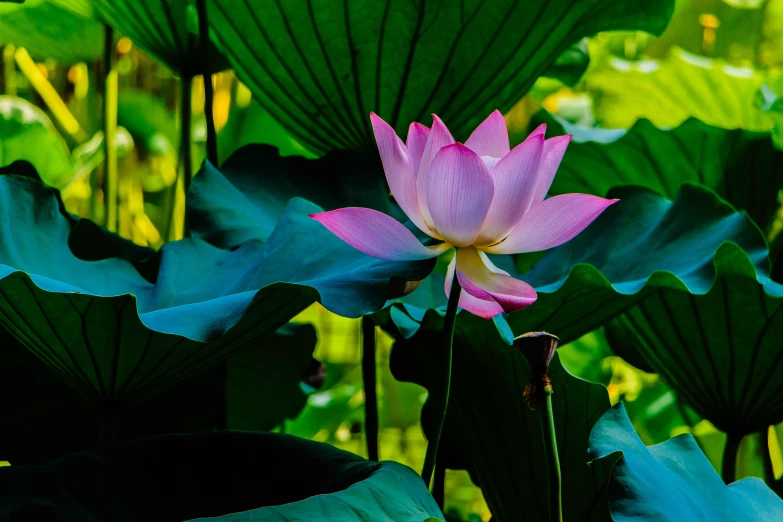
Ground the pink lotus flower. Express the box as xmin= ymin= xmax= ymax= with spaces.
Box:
xmin=310 ymin=111 xmax=618 ymax=319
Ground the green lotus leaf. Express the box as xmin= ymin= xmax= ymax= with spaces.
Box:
xmin=207 ymin=0 xmax=674 ymax=153
xmin=390 ymin=312 xmax=611 ymax=522
xmin=384 ymin=184 xmax=768 ymax=344
xmin=587 ymin=46 xmax=770 ymax=130
xmin=604 ymin=246 xmax=783 ymax=435
xmin=92 ymin=0 xmax=229 ymax=75
xmin=539 ymin=111 xmax=783 ymax=230
xmin=0 ymin=174 xmax=431 ymax=405
xmin=187 ymin=145 xmax=402 ymax=248
xmin=0 ymin=96 xmax=73 ymax=188
xmin=48 ymin=0 xmax=93 ymax=17
xmin=0 ymin=1 xmax=103 ymax=63
xmin=0 ymin=432 xmax=443 ymax=521
xmin=0 ymin=322 xmax=317 ymax=464
xmin=588 ymin=403 xmax=783 ymax=521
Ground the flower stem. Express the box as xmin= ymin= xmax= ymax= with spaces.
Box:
xmin=362 ymin=316 xmax=379 ymax=461
xmin=102 ymin=24 xmax=118 ymax=233
xmin=542 ymin=384 xmax=562 ymax=522
xmin=421 ymin=275 xmax=461 ymax=487
xmin=196 ymin=0 xmax=218 ymax=166
xmin=722 ymin=432 xmax=742 ymax=484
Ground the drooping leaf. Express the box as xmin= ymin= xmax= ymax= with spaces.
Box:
xmin=92 ymin=0 xmax=229 ymax=75
xmin=0 ymin=174 xmax=431 ymax=406
xmin=187 ymin=145 xmax=402 ymax=248
xmin=604 ymin=248 xmax=783 ymax=436
xmin=587 ymin=46 xmax=770 ymax=130
xmin=0 ymin=322 xmax=317 ymax=464
xmin=588 ymin=403 xmax=783 ymax=521
xmin=539 ymin=111 xmax=783 ymax=230
xmin=0 ymin=431 xmax=443 ymax=521
xmin=0 ymin=96 xmax=73 ymax=188
xmin=208 ymin=0 xmax=675 ymax=153
xmin=390 ymin=312 xmax=611 ymax=522
xmin=0 ymin=1 xmax=103 ymax=63
xmin=385 ymin=184 xmax=769 ymax=344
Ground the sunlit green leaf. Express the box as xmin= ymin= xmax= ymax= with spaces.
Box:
xmin=0 ymin=1 xmax=103 ymax=63
xmin=208 ymin=0 xmax=674 ymax=153
xmin=587 ymin=46 xmax=770 ymax=130
xmin=0 ymin=96 xmax=72 ymax=188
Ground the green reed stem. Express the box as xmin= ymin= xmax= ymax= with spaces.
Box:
xmin=102 ymin=25 xmax=118 ymax=233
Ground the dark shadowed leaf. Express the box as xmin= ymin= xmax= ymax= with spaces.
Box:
xmin=0 ymin=174 xmax=431 ymax=406
xmin=207 ymin=0 xmax=674 ymax=153
xmin=0 ymin=322 xmax=317 ymax=464
xmin=539 ymin=111 xmax=783 ymax=230
xmin=389 ymin=312 xmax=611 ymax=522
xmin=92 ymin=0 xmax=229 ymax=75
xmin=604 ymin=248 xmax=783 ymax=435
xmin=588 ymin=403 xmax=783 ymax=521
xmin=0 ymin=431 xmax=442 ymax=521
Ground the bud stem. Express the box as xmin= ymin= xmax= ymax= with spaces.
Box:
xmin=542 ymin=383 xmax=563 ymax=522
xmin=420 ymin=275 xmax=462 ymax=488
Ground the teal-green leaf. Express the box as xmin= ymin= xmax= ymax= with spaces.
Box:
xmin=92 ymin=0 xmax=229 ymax=75
xmin=390 ymin=312 xmax=611 ymax=521
xmin=0 ymin=174 xmax=431 ymax=404
xmin=385 ymin=184 xmax=769 ymax=344
xmin=207 ymin=0 xmax=674 ymax=153
xmin=0 ymin=431 xmax=443 ymax=521
xmin=187 ymin=145 xmax=402 ymax=248
xmin=0 ymin=1 xmax=103 ymax=63
xmin=588 ymin=403 xmax=783 ymax=521
xmin=0 ymin=96 xmax=73 ymax=188
xmin=539 ymin=111 xmax=783 ymax=230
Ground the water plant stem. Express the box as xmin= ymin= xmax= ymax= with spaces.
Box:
xmin=362 ymin=316 xmax=379 ymax=461
xmin=722 ymin=432 xmax=742 ymax=484
xmin=421 ymin=275 xmax=461 ymax=488
xmin=180 ymin=76 xmax=194 ymax=196
xmin=196 ymin=0 xmax=218 ymax=166
xmin=102 ymin=25 xmax=118 ymax=232
xmin=542 ymin=384 xmax=562 ymax=522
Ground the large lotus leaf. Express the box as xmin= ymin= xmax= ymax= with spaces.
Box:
xmin=93 ymin=0 xmax=229 ymax=75
xmin=0 ymin=0 xmax=103 ymax=63
xmin=385 ymin=184 xmax=769 ymax=344
xmin=0 ymin=321 xmax=317 ymax=464
xmin=207 ymin=0 xmax=674 ymax=153
xmin=187 ymin=144 xmax=401 ymax=248
xmin=604 ymin=249 xmax=783 ymax=435
xmin=0 ymin=96 xmax=73 ymax=188
xmin=48 ymin=0 xmax=93 ymax=17
xmin=390 ymin=312 xmax=611 ymax=521
xmin=217 ymin=97 xmax=317 ymax=162
xmin=588 ymin=403 xmax=783 ymax=521
xmin=0 ymin=174 xmax=432 ymax=404
xmin=0 ymin=431 xmax=442 ymax=522
xmin=587 ymin=46 xmax=770 ymax=130
xmin=539 ymin=112 xmax=783 ymax=230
